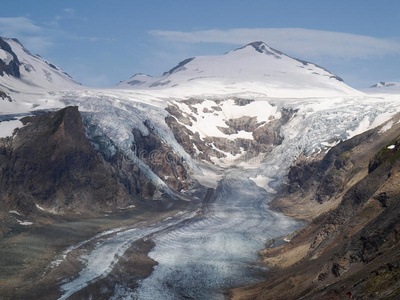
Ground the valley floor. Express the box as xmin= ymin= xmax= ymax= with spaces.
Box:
xmin=0 ymin=200 xmax=192 ymax=299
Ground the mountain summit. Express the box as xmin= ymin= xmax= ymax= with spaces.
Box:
xmin=117 ymin=41 xmax=361 ymax=97
xmin=0 ymin=37 xmax=80 ymax=92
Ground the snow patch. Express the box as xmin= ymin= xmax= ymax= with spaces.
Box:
xmin=17 ymin=220 xmax=33 ymax=226
xmin=195 ymin=163 xmax=223 ymax=188
xmin=249 ymin=175 xmax=277 ymax=194
xmin=9 ymin=210 xmax=22 ymax=216
xmin=35 ymin=203 xmax=60 ymax=214
xmin=0 ymin=49 xmax=13 ymax=64
xmin=346 ymin=116 xmax=370 ymax=138
xmin=0 ymin=119 xmax=22 ymax=138
xmin=379 ymin=120 xmax=394 ymax=133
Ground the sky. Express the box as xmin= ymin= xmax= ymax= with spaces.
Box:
xmin=0 ymin=0 xmax=399 ymax=88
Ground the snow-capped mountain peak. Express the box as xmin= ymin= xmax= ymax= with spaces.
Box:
xmin=368 ymin=81 xmax=400 ymax=94
xmin=0 ymin=37 xmax=82 ymax=114
xmin=234 ymin=41 xmax=284 ymax=58
xmin=0 ymin=37 xmax=80 ymax=93
xmin=117 ymin=41 xmax=361 ymax=98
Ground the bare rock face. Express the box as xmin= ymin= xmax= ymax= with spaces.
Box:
xmin=131 ymin=121 xmax=191 ymax=192
xmin=0 ymin=107 xmax=136 ymax=219
xmin=0 ymin=90 xmax=11 ymax=102
xmin=287 ymin=129 xmax=376 ymax=203
xmin=0 ymin=38 xmax=20 ymax=77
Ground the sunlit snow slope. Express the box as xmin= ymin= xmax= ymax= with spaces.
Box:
xmin=0 ymin=37 xmax=80 ymax=91
xmin=118 ymin=41 xmax=362 ymax=98
xmin=0 ymin=37 xmax=81 ymax=114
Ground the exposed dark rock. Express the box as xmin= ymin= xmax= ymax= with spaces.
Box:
xmin=0 ymin=38 xmax=20 ymax=77
xmin=131 ymin=121 xmax=190 ymax=192
xmin=233 ymin=98 xmax=255 ymax=106
xmin=0 ymin=107 xmax=137 ymax=221
xmin=225 ymin=116 xmax=259 ymax=132
xmin=288 ymin=129 xmax=376 ymax=202
xmin=165 ymin=115 xmax=222 ymax=162
xmin=253 ymin=107 xmax=296 ymax=147
xmin=0 ymin=89 xmax=11 ymax=102
xmin=368 ymin=140 xmax=400 ymax=173
xmin=165 ymin=104 xmax=193 ymax=126
xmin=126 ymin=80 xmax=145 ymax=86
xmin=163 ymin=57 xmax=195 ymax=76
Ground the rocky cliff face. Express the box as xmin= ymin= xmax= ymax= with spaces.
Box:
xmin=0 ymin=107 xmax=147 ymax=237
xmin=231 ymin=114 xmax=400 ymax=300
xmin=131 ymin=123 xmax=190 ymax=192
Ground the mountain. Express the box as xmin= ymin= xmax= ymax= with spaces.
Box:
xmin=0 ymin=37 xmax=80 ymax=92
xmin=118 ymin=41 xmax=362 ymax=98
xmin=370 ymin=81 xmax=400 ymax=93
xmin=0 ymin=37 xmax=82 ymax=114
xmin=0 ymin=107 xmax=138 ymax=226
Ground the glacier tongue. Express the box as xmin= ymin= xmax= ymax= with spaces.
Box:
xmin=130 ymin=172 xmax=302 ymax=300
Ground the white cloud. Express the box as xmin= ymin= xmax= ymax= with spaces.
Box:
xmin=0 ymin=16 xmax=114 ymax=54
xmin=63 ymin=8 xmax=75 ymax=15
xmin=0 ymin=17 xmax=53 ymax=53
xmin=149 ymin=28 xmax=400 ymax=60
xmin=23 ymin=36 xmax=54 ymax=54
xmin=0 ymin=17 xmax=42 ymax=36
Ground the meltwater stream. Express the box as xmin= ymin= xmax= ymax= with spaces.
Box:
xmin=127 ymin=170 xmax=302 ymax=300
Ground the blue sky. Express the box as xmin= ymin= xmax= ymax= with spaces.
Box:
xmin=0 ymin=0 xmax=399 ymax=88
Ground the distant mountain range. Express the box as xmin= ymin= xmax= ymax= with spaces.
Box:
xmin=370 ymin=81 xmax=400 ymax=92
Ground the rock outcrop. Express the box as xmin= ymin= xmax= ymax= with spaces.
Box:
xmin=0 ymin=89 xmax=11 ymax=102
